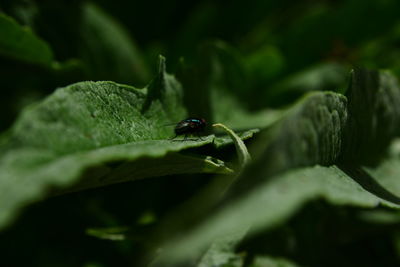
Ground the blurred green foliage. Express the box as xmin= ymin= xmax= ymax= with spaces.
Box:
xmin=2 ymin=0 xmax=400 ymax=266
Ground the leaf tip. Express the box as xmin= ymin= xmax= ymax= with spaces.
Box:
xmin=157 ymin=54 xmax=167 ymax=75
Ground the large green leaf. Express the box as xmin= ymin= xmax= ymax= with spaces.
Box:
xmin=0 ymin=12 xmax=53 ymax=66
xmin=155 ymin=164 xmax=400 ymax=265
xmin=240 ymin=91 xmax=347 ymax=183
xmin=0 ymin=57 xmax=236 ymax=230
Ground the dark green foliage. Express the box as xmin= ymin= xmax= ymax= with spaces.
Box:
xmin=2 ymin=1 xmax=400 ymax=267
xmin=0 ymin=13 xmax=52 ymax=66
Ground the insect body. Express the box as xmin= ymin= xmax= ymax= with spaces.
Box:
xmin=173 ymin=118 xmax=206 ymax=140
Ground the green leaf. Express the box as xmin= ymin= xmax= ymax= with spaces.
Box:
xmin=213 ymin=128 xmax=259 ymax=148
xmin=196 ymin=228 xmax=247 ymax=267
xmin=248 ymin=91 xmax=347 ymax=178
xmin=250 ymin=256 xmax=300 ymax=267
xmin=0 ymin=58 xmax=235 ymax=230
xmin=331 ymin=69 xmax=400 ymax=205
xmin=339 ymin=69 xmax=400 ymax=165
xmin=156 ymin=165 xmax=400 ymax=265
xmin=0 ymin=13 xmax=53 ymax=66
xmin=79 ymin=3 xmax=150 ymax=85
xmin=5 ymin=57 xmax=183 ymax=152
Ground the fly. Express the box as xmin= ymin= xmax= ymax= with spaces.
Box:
xmin=171 ymin=118 xmax=207 ymax=141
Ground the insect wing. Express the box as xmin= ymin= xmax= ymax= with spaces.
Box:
xmin=176 ymin=120 xmax=190 ymax=129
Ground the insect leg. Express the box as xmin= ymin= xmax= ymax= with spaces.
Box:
xmin=197 ymin=133 xmax=204 ymax=141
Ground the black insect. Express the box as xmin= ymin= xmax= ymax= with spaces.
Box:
xmin=171 ymin=118 xmax=207 ymax=140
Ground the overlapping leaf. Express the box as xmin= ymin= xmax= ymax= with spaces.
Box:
xmin=152 ymin=69 xmax=400 ymax=266
xmin=0 ymin=57 xmax=234 ymax=230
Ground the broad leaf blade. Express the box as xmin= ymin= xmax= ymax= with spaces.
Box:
xmin=0 ymin=142 xmax=232 ymax=227
xmin=156 ymin=165 xmax=399 ymax=265
xmin=245 ymin=91 xmax=347 ymax=181
xmin=0 ymin=58 xmax=235 ymax=230
xmin=7 ymin=57 xmax=185 ymax=153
